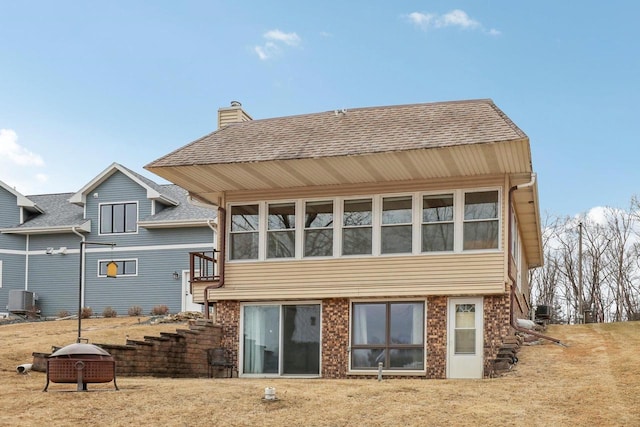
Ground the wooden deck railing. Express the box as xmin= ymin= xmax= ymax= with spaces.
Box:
xmin=189 ymin=250 xmax=219 ymax=283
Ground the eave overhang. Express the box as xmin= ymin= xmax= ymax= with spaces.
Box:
xmin=0 ymin=220 xmax=91 ymax=235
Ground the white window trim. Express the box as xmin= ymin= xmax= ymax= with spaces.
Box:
xmin=0 ymin=260 xmax=3 ymax=288
xmin=98 ymin=200 xmax=139 ymax=236
xmin=226 ymin=187 xmax=502 ymax=263
xmin=97 ymin=258 xmax=138 ymax=277
xmin=347 ymin=298 xmax=427 ymax=376
xmin=238 ymin=300 xmax=322 ymax=378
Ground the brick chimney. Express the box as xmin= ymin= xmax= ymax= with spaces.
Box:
xmin=217 ymin=101 xmax=252 ymax=129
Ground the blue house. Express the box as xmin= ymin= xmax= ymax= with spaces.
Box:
xmin=0 ymin=163 xmax=216 ymax=317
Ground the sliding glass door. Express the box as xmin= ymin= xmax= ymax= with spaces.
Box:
xmin=242 ymin=303 xmax=321 ymax=376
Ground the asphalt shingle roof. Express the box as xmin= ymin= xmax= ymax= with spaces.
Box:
xmin=148 ymin=99 xmax=527 ymax=168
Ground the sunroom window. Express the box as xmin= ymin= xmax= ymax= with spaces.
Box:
xmin=342 ymin=199 xmax=372 ymax=255
xmin=351 ymin=302 xmax=424 ymax=370
xmin=463 ymin=191 xmax=499 ymax=250
xmin=267 ymin=202 xmax=296 ymax=259
xmin=304 ymin=200 xmax=334 ymax=257
xmin=381 ymin=196 xmax=412 ymax=254
xmin=230 ymin=204 xmax=259 ymax=260
xmin=422 ymin=194 xmax=454 ymax=252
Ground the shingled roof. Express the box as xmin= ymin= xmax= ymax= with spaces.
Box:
xmin=148 ymin=99 xmax=526 ymax=168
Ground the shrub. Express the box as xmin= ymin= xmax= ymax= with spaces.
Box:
xmin=128 ymin=305 xmax=143 ymax=316
xmin=150 ymin=304 xmax=170 ymax=316
xmin=57 ymin=310 xmax=70 ymax=318
xmin=81 ymin=307 xmax=93 ymax=319
xmin=102 ymin=306 xmax=117 ymax=318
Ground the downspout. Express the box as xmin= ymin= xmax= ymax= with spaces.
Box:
xmin=72 ymin=226 xmax=86 ymax=307
xmin=25 ymin=235 xmax=29 ymax=291
xmin=204 ymin=207 xmax=226 ymax=319
xmin=508 ymin=173 xmax=566 ymax=346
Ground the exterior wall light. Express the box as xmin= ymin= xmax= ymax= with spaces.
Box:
xmin=173 ymin=271 xmax=180 ymax=280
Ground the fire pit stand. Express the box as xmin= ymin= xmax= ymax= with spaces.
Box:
xmin=43 ymin=343 xmax=119 ymax=392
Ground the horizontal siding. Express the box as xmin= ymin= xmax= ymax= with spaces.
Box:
xmin=208 ymin=252 xmax=506 ymax=301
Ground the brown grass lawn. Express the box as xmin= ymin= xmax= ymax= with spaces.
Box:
xmin=0 ymin=317 xmax=638 ymax=427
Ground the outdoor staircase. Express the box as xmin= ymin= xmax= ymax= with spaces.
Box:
xmin=490 ymin=334 xmax=523 ymax=376
xmin=32 ymin=319 xmax=232 ymax=378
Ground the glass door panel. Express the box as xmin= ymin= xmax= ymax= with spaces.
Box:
xmin=282 ymin=305 xmax=321 ymax=375
xmin=243 ymin=305 xmax=279 ymax=374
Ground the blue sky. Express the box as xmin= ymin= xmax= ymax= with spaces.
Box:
xmin=1 ymin=1 xmax=638 ymax=216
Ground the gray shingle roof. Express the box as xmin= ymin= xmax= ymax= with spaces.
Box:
xmin=147 ymin=99 xmax=527 ymax=168
xmin=140 ymin=184 xmax=216 ymax=223
xmin=10 ymin=193 xmax=85 ymax=229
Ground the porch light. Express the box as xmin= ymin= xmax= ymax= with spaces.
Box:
xmin=173 ymin=271 xmax=180 ymax=280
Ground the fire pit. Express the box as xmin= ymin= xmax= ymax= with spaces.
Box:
xmin=43 ymin=343 xmax=119 ymax=392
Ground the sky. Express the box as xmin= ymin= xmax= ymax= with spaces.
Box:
xmin=1 ymin=1 xmax=639 ymax=217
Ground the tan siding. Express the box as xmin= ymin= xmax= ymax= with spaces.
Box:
xmin=207 ymin=252 xmax=506 ymax=300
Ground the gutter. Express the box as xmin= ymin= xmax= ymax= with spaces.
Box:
xmin=508 ymin=173 xmax=566 ymax=347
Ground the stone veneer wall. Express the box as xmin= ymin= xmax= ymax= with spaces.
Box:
xmin=483 ymin=291 xmax=513 ymax=377
xmin=321 ymin=298 xmax=350 ymax=378
xmin=426 ymin=296 xmax=447 ymax=379
xmin=215 ymin=300 xmax=240 ymax=372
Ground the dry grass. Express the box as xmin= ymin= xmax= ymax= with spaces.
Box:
xmin=1 ymin=318 xmax=639 ymax=426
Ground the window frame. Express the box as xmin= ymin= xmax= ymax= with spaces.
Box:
xmin=226 ymin=187 xmax=501 ymax=263
xmin=349 ymin=300 xmax=426 ymax=373
xmin=98 ymin=201 xmax=138 ymax=235
xmin=97 ymin=258 xmax=138 ymax=277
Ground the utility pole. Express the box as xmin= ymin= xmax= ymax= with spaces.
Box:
xmin=578 ymin=221 xmax=583 ymax=324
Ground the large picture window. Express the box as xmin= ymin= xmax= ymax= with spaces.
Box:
xmin=342 ymin=199 xmax=372 ymax=256
xmin=422 ymin=194 xmax=454 ymax=252
xmin=351 ymin=301 xmax=424 ymax=370
xmin=381 ymin=196 xmax=412 ymax=254
xmin=267 ymin=202 xmax=296 ymax=258
xmin=230 ymin=204 xmax=259 ymax=260
xmin=463 ymin=191 xmax=499 ymax=250
xmin=304 ymin=200 xmax=333 ymax=257
xmin=100 ymin=202 xmax=137 ymax=234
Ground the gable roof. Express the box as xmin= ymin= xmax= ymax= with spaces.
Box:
xmin=0 ymin=192 xmax=90 ymax=234
xmin=0 ymin=179 xmax=43 ymax=214
xmin=138 ymin=184 xmax=216 ymax=228
xmin=69 ymin=162 xmax=179 ymax=207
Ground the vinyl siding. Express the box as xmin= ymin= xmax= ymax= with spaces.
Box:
xmin=207 ymin=252 xmax=506 ymax=301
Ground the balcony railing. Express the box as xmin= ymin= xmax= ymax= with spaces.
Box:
xmin=189 ymin=250 xmax=219 ymax=283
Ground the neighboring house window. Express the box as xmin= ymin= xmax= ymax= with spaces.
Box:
xmin=342 ymin=199 xmax=373 ymax=255
xmin=422 ymin=194 xmax=454 ymax=252
xmin=267 ymin=202 xmax=296 ymax=259
xmin=304 ymin=200 xmax=334 ymax=257
xmin=463 ymin=190 xmax=499 ymax=250
xmin=351 ymin=301 xmax=424 ymax=370
xmin=100 ymin=202 xmax=137 ymax=234
xmin=99 ymin=259 xmax=137 ymax=277
xmin=230 ymin=204 xmax=259 ymax=260
xmin=381 ymin=196 xmax=412 ymax=254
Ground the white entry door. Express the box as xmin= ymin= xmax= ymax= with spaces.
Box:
xmin=447 ymin=297 xmax=484 ymax=379
xmin=181 ymin=270 xmax=203 ymax=313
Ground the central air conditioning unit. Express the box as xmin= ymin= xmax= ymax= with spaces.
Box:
xmin=7 ymin=290 xmax=37 ymax=313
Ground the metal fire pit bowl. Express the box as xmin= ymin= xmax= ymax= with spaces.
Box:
xmin=43 ymin=343 xmax=119 ymax=392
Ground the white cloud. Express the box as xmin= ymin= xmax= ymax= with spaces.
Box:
xmin=0 ymin=129 xmax=48 ymax=194
xmin=407 ymin=9 xmax=500 ymax=36
xmin=254 ymin=29 xmax=301 ymax=60
xmin=0 ymin=129 xmax=44 ymax=166
xmin=264 ymin=29 xmax=301 ymax=46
